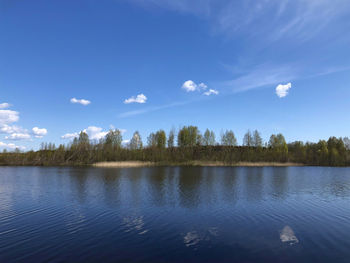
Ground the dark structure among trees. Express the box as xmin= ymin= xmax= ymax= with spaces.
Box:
xmin=1 ymin=126 xmax=349 ymax=166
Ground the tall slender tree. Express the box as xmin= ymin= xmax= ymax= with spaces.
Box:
xmin=129 ymin=131 xmax=143 ymax=150
xmin=147 ymin=132 xmax=157 ymax=147
xmin=167 ymin=128 xmax=175 ymax=148
xmin=156 ymin=130 xmax=166 ymax=149
xmin=203 ymin=129 xmax=216 ymax=146
xmin=178 ymin=126 xmax=200 ymax=147
xmin=105 ymin=129 xmax=122 ymax=148
xmin=243 ymin=130 xmax=253 ymax=146
xmin=252 ymin=130 xmax=263 ymax=147
xmin=269 ymin=133 xmax=288 ymax=161
xmin=221 ymin=130 xmax=237 ymax=146
xmin=343 ymin=137 xmax=350 ymax=151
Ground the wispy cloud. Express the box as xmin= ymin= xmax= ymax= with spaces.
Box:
xmin=218 ymin=63 xmax=350 ymax=95
xmin=130 ymin=0 xmax=350 ymax=42
xmin=118 ymin=101 xmax=189 ymax=118
xmin=129 ymin=0 xmax=212 ymax=16
xmin=215 ymin=0 xmax=346 ymax=41
xmin=120 ymin=64 xmax=329 ymax=117
xmin=219 ymin=63 xmax=296 ymax=93
xmin=70 ymin=97 xmax=91 ymax=106
xmin=128 ymin=0 xmax=350 ymax=100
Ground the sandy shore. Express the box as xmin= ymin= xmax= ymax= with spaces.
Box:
xmin=93 ymin=161 xmax=304 ymax=168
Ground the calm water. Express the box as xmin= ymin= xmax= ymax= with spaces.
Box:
xmin=1 ymin=167 xmax=350 ymax=262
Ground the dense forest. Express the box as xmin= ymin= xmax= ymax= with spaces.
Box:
xmin=1 ymin=126 xmax=350 ymax=166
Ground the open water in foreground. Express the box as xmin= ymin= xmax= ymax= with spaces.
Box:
xmin=0 ymin=166 xmax=350 ymax=262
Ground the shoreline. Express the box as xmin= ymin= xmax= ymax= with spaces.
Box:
xmin=92 ymin=161 xmax=304 ymax=168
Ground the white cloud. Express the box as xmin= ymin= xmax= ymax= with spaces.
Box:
xmin=124 ymin=94 xmax=147 ymax=104
xmin=122 ymin=139 xmax=130 ymax=145
xmin=182 ymin=80 xmax=208 ymax=92
xmin=70 ymin=97 xmax=91 ymax=105
xmin=61 ymin=126 xmax=109 ymax=141
xmin=0 ymin=108 xmax=46 ymax=142
xmin=182 ymin=80 xmax=198 ymax=92
xmin=0 ymin=124 xmax=23 ymax=134
xmin=0 ymin=124 xmax=46 ymax=140
xmin=5 ymin=133 xmax=31 ymax=140
xmin=109 ymin=125 xmax=127 ymax=134
xmin=61 ymin=132 xmax=79 ymax=139
xmin=0 ymin=110 xmax=19 ymax=125
xmin=0 ymin=141 xmax=26 ymax=150
xmin=0 ymin=103 xmax=11 ymax=109
xmin=0 ymin=111 xmax=32 ymax=141
xmin=119 ymin=129 xmax=127 ymax=134
xmin=203 ymin=89 xmax=219 ymax=96
xmin=83 ymin=126 xmax=108 ymax=140
xmin=198 ymin=83 xmax=208 ymax=90
xmin=276 ymin=82 xmax=292 ymax=98
xmin=32 ymin=127 xmax=47 ymax=138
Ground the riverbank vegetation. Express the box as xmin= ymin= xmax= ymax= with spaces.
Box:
xmin=0 ymin=126 xmax=349 ymax=166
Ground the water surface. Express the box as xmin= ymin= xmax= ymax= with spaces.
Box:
xmin=0 ymin=166 xmax=350 ymax=262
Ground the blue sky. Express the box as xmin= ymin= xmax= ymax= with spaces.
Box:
xmin=1 ymin=0 xmax=350 ymax=150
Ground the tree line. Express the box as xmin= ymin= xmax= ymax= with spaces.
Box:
xmin=0 ymin=126 xmax=349 ymax=166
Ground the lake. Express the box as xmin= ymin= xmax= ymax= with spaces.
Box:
xmin=0 ymin=166 xmax=350 ymax=262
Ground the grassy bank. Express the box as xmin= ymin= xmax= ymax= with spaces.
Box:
xmin=93 ymin=161 xmax=155 ymax=168
xmin=92 ymin=161 xmax=304 ymax=168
